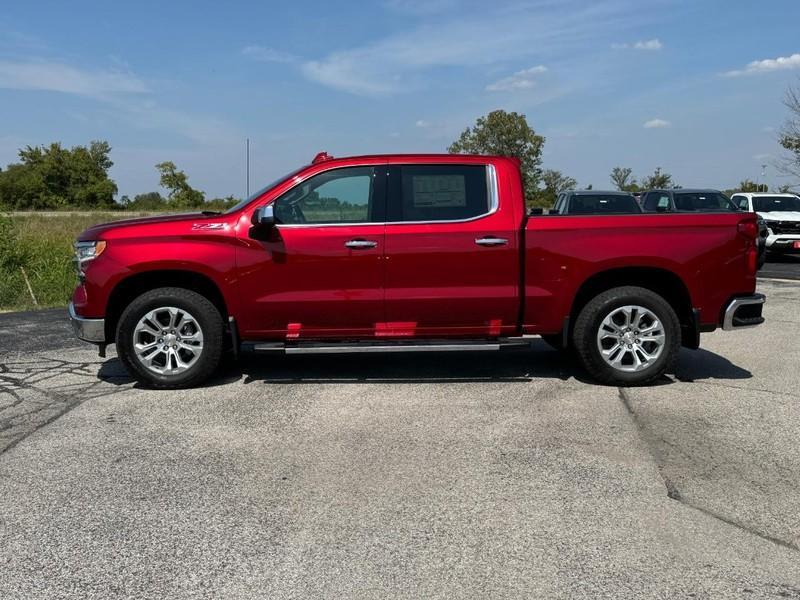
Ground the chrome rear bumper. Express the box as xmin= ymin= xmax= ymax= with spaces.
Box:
xmin=68 ymin=302 xmax=106 ymax=343
xmin=722 ymin=294 xmax=766 ymax=331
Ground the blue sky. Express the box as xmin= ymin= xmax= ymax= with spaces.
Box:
xmin=1 ymin=0 xmax=799 ymax=198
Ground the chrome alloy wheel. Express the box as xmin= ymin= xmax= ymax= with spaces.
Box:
xmin=132 ymin=307 xmax=204 ymax=376
xmin=595 ymin=305 xmax=665 ymax=373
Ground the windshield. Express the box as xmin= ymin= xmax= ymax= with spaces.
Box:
xmin=673 ymin=192 xmax=736 ymax=212
xmin=567 ymin=194 xmax=641 ymax=215
xmin=752 ymin=195 xmax=800 ymax=212
xmin=223 ymin=166 xmax=306 ymax=214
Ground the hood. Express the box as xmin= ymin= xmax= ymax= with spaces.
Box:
xmin=77 ymin=211 xmax=211 ymax=240
xmin=757 ymin=211 xmax=800 ymax=222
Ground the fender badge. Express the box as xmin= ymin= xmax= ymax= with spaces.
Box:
xmin=192 ymin=223 xmax=225 ymax=230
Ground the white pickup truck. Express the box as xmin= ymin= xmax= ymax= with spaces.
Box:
xmin=731 ymin=192 xmax=800 ymax=256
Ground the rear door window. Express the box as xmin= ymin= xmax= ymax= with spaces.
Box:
xmin=388 ymin=164 xmax=490 ymax=222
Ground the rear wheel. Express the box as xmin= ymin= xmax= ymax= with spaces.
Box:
xmin=573 ymin=286 xmax=680 ymax=385
xmin=116 ymin=287 xmax=224 ymax=389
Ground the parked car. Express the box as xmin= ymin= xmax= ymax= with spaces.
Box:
xmin=552 ymin=191 xmax=642 ymax=215
xmin=641 ymin=189 xmax=738 ymax=213
xmin=69 ymin=153 xmax=765 ymax=389
xmin=730 ymin=192 xmax=800 ymax=256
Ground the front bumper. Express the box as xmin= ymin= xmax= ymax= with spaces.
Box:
xmin=722 ymin=294 xmax=766 ymax=331
xmin=68 ymin=302 xmax=106 ymax=343
xmin=766 ymin=235 xmax=800 ymax=253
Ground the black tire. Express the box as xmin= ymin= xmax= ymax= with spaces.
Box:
xmin=572 ymin=286 xmax=680 ymax=386
xmin=116 ymin=287 xmax=224 ymax=389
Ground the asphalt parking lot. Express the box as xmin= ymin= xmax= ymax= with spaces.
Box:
xmin=1 ymin=278 xmax=799 ymax=599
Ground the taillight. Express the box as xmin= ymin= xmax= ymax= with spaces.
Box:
xmin=737 ymin=220 xmax=758 ymax=240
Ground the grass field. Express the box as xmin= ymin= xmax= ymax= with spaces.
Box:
xmin=0 ymin=212 xmax=155 ymax=311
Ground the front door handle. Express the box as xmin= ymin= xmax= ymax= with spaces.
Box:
xmin=475 ymin=237 xmax=508 ymax=247
xmin=345 ymin=239 xmax=378 ymax=249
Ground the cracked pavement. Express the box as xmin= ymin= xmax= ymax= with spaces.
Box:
xmin=0 ymin=280 xmax=799 ymax=598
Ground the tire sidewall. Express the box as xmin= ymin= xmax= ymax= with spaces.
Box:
xmin=579 ymin=288 xmax=680 ymax=385
xmin=116 ymin=289 xmax=223 ymax=388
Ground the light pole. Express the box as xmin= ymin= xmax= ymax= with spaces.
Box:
xmin=246 ymin=138 xmax=250 ymax=198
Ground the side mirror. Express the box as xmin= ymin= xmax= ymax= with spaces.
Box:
xmin=251 ymin=205 xmax=276 ymax=227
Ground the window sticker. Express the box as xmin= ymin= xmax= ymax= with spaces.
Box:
xmin=411 ymin=175 xmax=466 ymax=208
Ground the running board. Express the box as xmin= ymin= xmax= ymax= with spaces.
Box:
xmin=245 ymin=339 xmax=532 ymax=355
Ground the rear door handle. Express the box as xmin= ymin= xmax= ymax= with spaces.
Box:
xmin=475 ymin=237 xmax=508 ymax=247
xmin=345 ymin=239 xmax=378 ymax=249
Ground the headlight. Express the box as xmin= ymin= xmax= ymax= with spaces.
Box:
xmin=74 ymin=240 xmax=107 ymax=276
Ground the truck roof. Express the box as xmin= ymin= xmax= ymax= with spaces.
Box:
xmin=734 ymin=192 xmax=799 ymax=198
xmin=308 ymin=152 xmax=518 ymax=164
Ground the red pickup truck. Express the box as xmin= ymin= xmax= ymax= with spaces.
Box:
xmin=69 ymin=153 xmax=765 ymax=388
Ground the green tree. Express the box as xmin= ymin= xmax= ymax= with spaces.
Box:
xmin=128 ymin=191 xmax=167 ymax=210
xmin=155 ymin=161 xmax=204 ymax=208
xmin=448 ymin=110 xmax=545 ymax=206
xmin=641 ymin=167 xmax=676 ymax=190
xmin=736 ymin=179 xmax=768 ymax=193
xmin=532 ymin=169 xmax=577 ymax=208
xmin=0 ymin=140 xmax=117 ymax=210
xmin=610 ymin=167 xmax=639 ymax=192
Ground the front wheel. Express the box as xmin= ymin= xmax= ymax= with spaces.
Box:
xmin=572 ymin=286 xmax=680 ymax=386
xmin=116 ymin=287 xmax=224 ymax=389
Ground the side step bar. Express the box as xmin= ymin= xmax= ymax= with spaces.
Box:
xmin=245 ymin=338 xmax=532 ymax=355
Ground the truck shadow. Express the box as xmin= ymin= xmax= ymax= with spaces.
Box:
xmin=96 ymin=342 xmax=752 ymax=388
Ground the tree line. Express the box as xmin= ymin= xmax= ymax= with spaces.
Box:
xmin=0 ymin=142 xmax=238 ymax=211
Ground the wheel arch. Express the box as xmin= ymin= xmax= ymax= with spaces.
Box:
xmin=569 ymin=266 xmax=697 ymax=348
xmin=104 ymin=270 xmax=229 ymax=342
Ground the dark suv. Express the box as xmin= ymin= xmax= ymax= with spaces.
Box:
xmin=641 ymin=189 xmax=737 ymax=213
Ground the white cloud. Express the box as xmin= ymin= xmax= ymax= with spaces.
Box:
xmin=415 ymin=119 xmax=430 ymax=128
xmin=301 ymin=2 xmax=649 ymax=95
xmin=0 ymin=59 xmax=148 ymax=97
xmin=644 ymin=118 xmax=670 ymax=129
xmin=242 ymin=45 xmax=297 ymax=64
xmin=723 ymin=53 xmax=800 ymax=77
xmin=753 ymin=153 xmax=771 ymax=161
xmin=634 ymin=39 xmax=662 ymax=50
xmin=486 ymin=65 xmax=547 ymax=92
xmin=612 ymin=38 xmax=662 ymax=51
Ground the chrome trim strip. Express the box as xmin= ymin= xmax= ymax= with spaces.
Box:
xmin=273 ymin=163 xmax=500 ymax=228
xmin=68 ymin=302 xmax=106 ymax=343
xmin=251 ymin=338 xmax=532 ymax=354
xmin=285 ymin=343 xmax=503 ymax=354
xmin=722 ymin=294 xmax=766 ymax=331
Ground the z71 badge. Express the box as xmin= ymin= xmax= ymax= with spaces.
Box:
xmin=192 ymin=223 xmax=226 ymax=230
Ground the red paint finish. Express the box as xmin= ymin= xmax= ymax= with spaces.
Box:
xmin=73 ymin=153 xmax=760 ymax=348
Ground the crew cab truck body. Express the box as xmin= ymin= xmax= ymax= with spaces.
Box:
xmin=70 ymin=153 xmax=765 ymax=388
